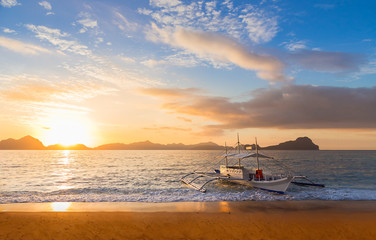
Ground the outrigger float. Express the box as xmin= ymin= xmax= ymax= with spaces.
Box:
xmin=181 ymin=135 xmax=324 ymax=194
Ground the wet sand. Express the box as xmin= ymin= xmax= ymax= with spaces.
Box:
xmin=1 ymin=201 xmax=376 ymax=240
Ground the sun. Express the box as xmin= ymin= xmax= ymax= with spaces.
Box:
xmin=43 ymin=117 xmax=92 ymax=146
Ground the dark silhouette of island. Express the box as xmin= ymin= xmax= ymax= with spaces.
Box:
xmin=95 ymin=141 xmax=223 ymax=150
xmin=261 ymin=137 xmax=319 ymax=150
xmin=0 ymin=135 xmax=45 ymax=150
xmin=0 ymin=136 xmax=319 ymax=150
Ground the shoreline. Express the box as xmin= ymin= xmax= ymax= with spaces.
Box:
xmin=1 ymin=201 xmax=376 ymax=240
xmin=2 ymin=200 xmax=376 ymax=212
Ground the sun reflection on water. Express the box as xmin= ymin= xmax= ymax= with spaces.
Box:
xmin=55 ymin=150 xmax=74 ymax=190
xmin=51 ymin=202 xmax=72 ymax=211
xmin=60 ymin=150 xmax=70 ymax=164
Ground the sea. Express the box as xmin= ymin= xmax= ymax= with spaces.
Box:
xmin=1 ymin=150 xmax=375 ymax=203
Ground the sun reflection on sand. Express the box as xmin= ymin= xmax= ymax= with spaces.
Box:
xmin=219 ymin=201 xmax=230 ymax=212
xmin=51 ymin=202 xmax=72 ymax=211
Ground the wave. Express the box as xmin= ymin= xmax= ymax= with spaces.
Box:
xmin=1 ymin=187 xmax=376 ymax=204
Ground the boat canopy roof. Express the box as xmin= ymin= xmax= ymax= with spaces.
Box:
xmin=220 ymin=152 xmax=273 ymax=159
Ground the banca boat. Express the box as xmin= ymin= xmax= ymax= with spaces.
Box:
xmin=181 ymin=136 xmax=324 ymax=194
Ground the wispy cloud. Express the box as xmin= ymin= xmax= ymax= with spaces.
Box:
xmin=239 ymin=5 xmax=278 ymax=44
xmin=25 ymin=24 xmax=91 ymax=56
xmin=0 ymin=0 xmax=20 ymax=8
xmin=76 ymin=12 xmax=98 ymax=33
xmin=141 ymin=85 xmax=376 ymax=134
xmin=353 ymin=59 xmax=376 ymax=78
xmin=177 ymin=116 xmax=192 ymax=122
xmin=282 ymin=40 xmax=307 ymax=51
xmin=150 ymin=0 xmax=181 ymax=8
xmin=38 ymin=1 xmax=53 ymax=15
xmin=139 ymin=87 xmax=201 ymax=97
xmin=3 ymin=28 xmax=16 ymax=33
xmin=140 ymin=0 xmax=279 ymax=44
xmin=141 ymin=59 xmax=167 ymax=67
xmin=143 ymin=126 xmax=191 ymax=131
xmin=120 ymin=56 xmax=136 ymax=64
xmin=147 ymin=26 xmax=289 ymax=82
xmin=0 ymin=36 xmax=52 ymax=55
xmin=62 ymin=57 xmax=163 ymax=88
xmin=113 ymin=11 xmax=138 ymax=32
xmin=0 ymin=74 xmax=116 ymax=116
xmin=0 ymin=74 xmax=115 ymax=103
xmin=38 ymin=1 xmax=51 ymax=10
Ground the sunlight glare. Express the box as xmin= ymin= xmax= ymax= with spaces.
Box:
xmin=43 ymin=116 xmax=92 ymax=146
xmin=51 ymin=202 xmax=72 ymax=211
xmin=60 ymin=150 xmax=70 ymax=164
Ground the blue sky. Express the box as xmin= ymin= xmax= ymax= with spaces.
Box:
xmin=0 ymin=0 xmax=376 ymax=149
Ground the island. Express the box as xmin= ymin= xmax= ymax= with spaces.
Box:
xmin=261 ymin=137 xmax=319 ymax=150
xmin=0 ymin=135 xmax=319 ymax=150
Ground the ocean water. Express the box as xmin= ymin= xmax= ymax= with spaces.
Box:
xmin=1 ymin=150 xmax=375 ymax=203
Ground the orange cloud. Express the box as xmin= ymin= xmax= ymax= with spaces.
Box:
xmin=147 ymin=25 xmax=290 ymax=82
xmin=143 ymin=126 xmax=191 ymax=131
xmin=0 ymin=74 xmax=116 ymax=111
xmin=177 ymin=116 xmax=192 ymax=122
xmin=141 ymin=86 xmax=376 ymax=135
xmin=139 ymin=87 xmax=201 ymax=97
xmin=174 ymin=29 xmax=288 ymax=82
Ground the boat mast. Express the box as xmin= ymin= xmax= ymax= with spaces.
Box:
xmin=237 ymin=133 xmax=241 ymax=166
xmin=256 ymin=137 xmax=260 ymax=170
xmin=225 ymin=142 xmax=228 ymax=167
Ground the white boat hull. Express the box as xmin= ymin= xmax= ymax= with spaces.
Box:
xmin=250 ymin=176 xmax=294 ymax=193
xmin=226 ymin=176 xmax=293 ymax=194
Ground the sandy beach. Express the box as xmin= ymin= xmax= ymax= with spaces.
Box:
xmin=1 ymin=201 xmax=376 ymax=240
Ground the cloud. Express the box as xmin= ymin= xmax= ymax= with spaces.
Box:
xmin=38 ymin=1 xmax=51 ymax=10
xmin=25 ymin=24 xmax=91 ymax=56
xmin=0 ymin=36 xmax=52 ymax=55
xmin=78 ymin=18 xmax=97 ymax=28
xmin=0 ymin=0 xmax=20 ymax=8
xmin=120 ymin=56 xmax=136 ymax=63
xmin=141 ymin=59 xmax=167 ymax=67
xmin=150 ymin=0 xmax=181 ymax=8
xmin=140 ymin=0 xmax=279 ymax=44
xmin=143 ymin=126 xmax=191 ymax=131
xmin=177 ymin=116 xmax=192 ymax=122
xmin=75 ymin=12 xmax=99 ymax=34
xmin=353 ymin=59 xmax=376 ymax=78
xmin=291 ymin=50 xmax=367 ymax=72
xmin=0 ymin=74 xmax=116 ymax=117
xmin=282 ymin=40 xmax=307 ymax=51
xmin=62 ymin=56 xmax=163 ymax=88
xmin=141 ymin=86 xmax=376 ymax=133
xmin=139 ymin=87 xmax=201 ymax=97
xmin=3 ymin=28 xmax=16 ymax=33
xmin=0 ymin=74 xmax=115 ymax=104
xmin=113 ymin=11 xmax=138 ymax=32
xmin=239 ymin=5 xmax=278 ymax=43
xmin=148 ymin=26 xmax=289 ymax=82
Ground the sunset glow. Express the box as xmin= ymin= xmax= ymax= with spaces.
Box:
xmin=0 ymin=0 xmax=376 ymax=149
xmin=42 ymin=117 xmax=92 ymax=146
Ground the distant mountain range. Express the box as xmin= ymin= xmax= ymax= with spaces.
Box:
xmin=0 ymin=135 xmax=319 ymax=150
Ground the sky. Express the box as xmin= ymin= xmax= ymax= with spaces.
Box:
xmin=0 ymin=0 xmax=376 ymax=149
